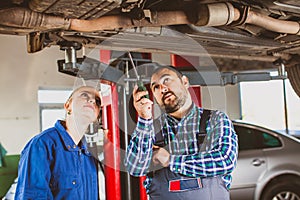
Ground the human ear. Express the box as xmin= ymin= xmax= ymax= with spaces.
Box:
xmin=181 ymin=75 xmax=190 ymax=88
xmin=64 ymin=100 xmax=71 ymax=112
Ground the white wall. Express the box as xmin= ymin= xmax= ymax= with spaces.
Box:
xmin=0 ymin=35 xmax=74 ymax=154
xmin=201 ymin=85 xmax=241 ymax=120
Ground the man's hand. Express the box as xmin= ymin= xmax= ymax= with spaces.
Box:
xmin=152 ymin=146 xmax=170 ymax=167
xmin=133 ymin=85 xmax=153 ymax=119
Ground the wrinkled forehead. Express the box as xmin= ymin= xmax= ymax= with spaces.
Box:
xmin=150 ymin=68 xmax=178 ymax=84
xmin=69 ymin=86 xmax=100 ymax=100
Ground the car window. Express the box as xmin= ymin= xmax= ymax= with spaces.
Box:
xmin=234 ymin=125 xmax=282 ymax=151
xmin=262 ymin=132 xmax=281 ymax=148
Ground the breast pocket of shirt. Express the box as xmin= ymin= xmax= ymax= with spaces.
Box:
xmin=50 ymin=173 xmax=79 ymax=191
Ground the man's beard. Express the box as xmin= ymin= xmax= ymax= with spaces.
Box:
xmin=162 ymin=91 xmax=185 ymax=114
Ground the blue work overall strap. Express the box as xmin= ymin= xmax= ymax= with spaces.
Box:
xmin=148 ymin=109 xmax=230 ymax=200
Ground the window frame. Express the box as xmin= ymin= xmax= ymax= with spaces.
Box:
xmin=234 ymin=124 xmax=282 ymax=151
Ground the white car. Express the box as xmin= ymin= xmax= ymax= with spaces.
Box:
xmin=231 ymin=121 xmax=300 ymax=200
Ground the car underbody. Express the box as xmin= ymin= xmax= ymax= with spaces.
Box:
xmin=0 ymin=0 xmax=300 ymax=96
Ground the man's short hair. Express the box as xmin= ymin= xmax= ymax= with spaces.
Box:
xmin=151 ymin=63 xmax=183 ymax=78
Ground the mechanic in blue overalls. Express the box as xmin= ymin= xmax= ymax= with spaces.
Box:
xmin=15 ymin=86 xmax=101 ymax=200
xmin=125 ymin=64 xmax=238 ymax=200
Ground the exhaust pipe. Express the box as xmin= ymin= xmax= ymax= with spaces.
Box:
xmin=245 ymin=9 xmax=300 ymax=35
xmin=69 ymin=3 xmax=238 ymax=31
xmin=0 ymin=3 xmax=299 ymax=35
xmin=0 ymin=7 xmax=191 ymax=32
xmin=0 ymin=7 xmax=70 ymax=31
xmin=69 ymin=10 xmax=190 ymax=31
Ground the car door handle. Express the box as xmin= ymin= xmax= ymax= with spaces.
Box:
xmin=252 ymin=159 xmax=265 ymax=166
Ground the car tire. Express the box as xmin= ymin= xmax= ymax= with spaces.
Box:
xmin=286 ymin=64 xmax=300 ymax=98
xmin=260 ymin=176 xmax=300 ymax=200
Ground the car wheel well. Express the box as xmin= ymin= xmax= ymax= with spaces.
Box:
xmin=260 ymin=174 xmax=300 ymax=200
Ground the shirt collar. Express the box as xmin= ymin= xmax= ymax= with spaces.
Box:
xmin=54 ymin=120 xmax=91 ymax=156
xmin=165 ymin=103 xmax=197 ymax=124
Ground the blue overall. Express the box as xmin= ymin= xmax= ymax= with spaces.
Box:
xmin=148 ymin=110 xmax=230 ymax=200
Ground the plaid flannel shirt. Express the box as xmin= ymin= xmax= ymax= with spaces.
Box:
xmin=125 ymin=104 xmax=238 ymax=192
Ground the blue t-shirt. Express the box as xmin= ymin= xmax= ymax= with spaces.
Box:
xmin=15 ymin=120 xmax=99 ymax=200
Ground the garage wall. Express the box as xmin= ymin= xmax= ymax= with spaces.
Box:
xmin=0 ymin=35 xmax=74 ymax=154
xmin=0 ymin=35 xmax=241 ymax=155
xmin=201 ymin=85 xmax=241 ymax=120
